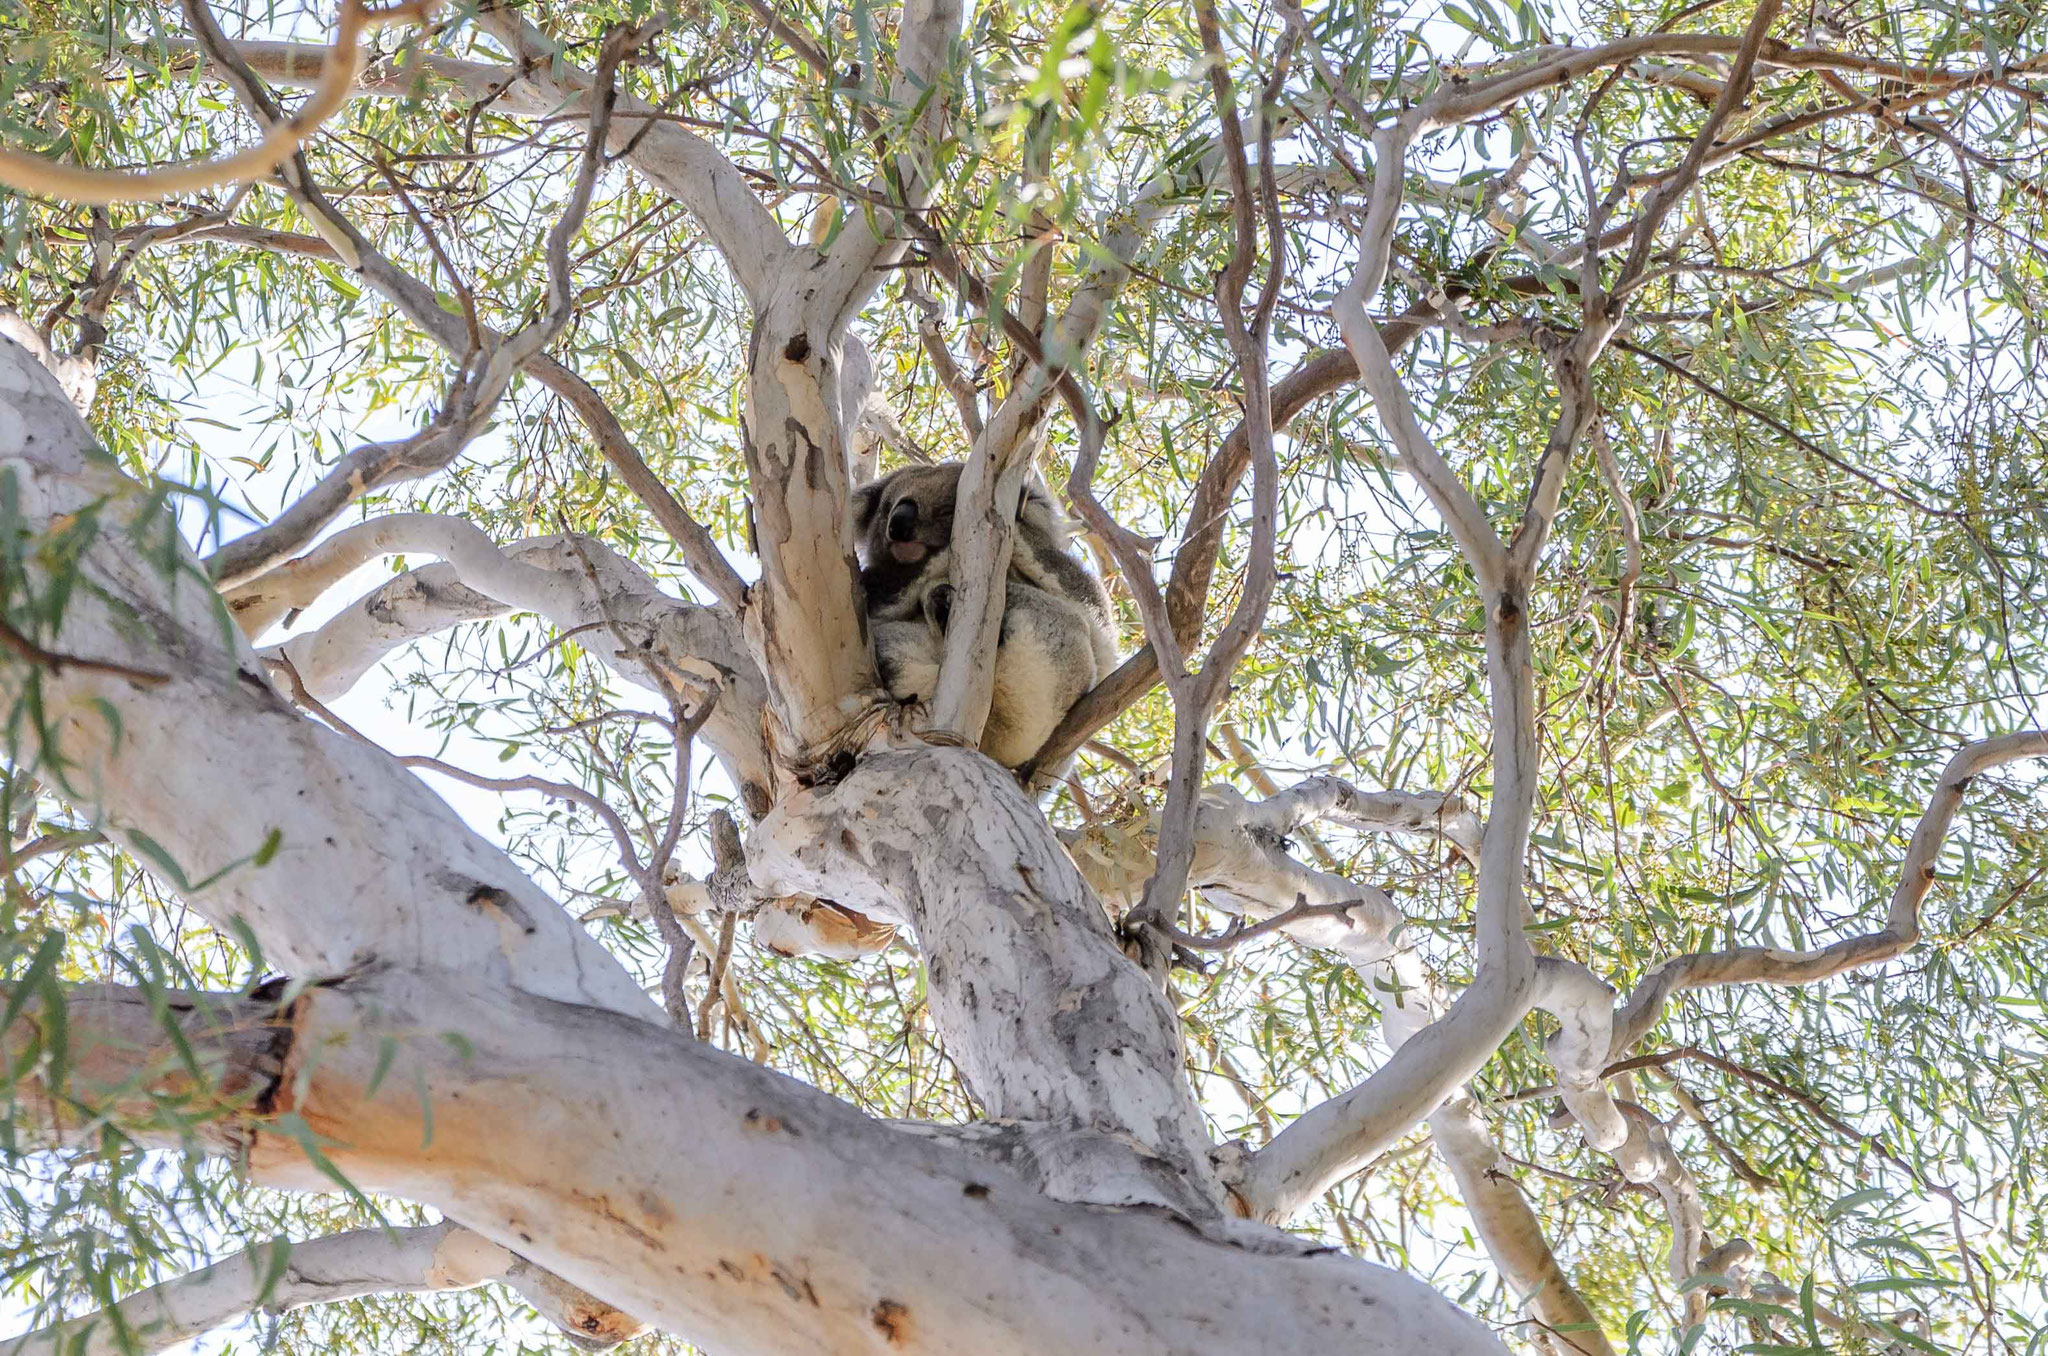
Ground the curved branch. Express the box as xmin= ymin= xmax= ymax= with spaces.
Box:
xmin=0 ymin=0 xmax=431 ymax=206
xmin=1243 ymin=129 xmax=1556 ymax=1226
xmin=1335 ymin=129 xmax=1508 ymax=591
xmin=467 ymin=10 xmax=794 ymax=307
xmin=1023 ymin=338 xmax=1418 ymax=778
xmin=151 ymin=196 xmax=744 ymax=606
xmin=234 ymin=514 xmax=771 ymax=807
xmin=1429 ymin=1099 xmax=1617 ymax=1356
xmin=197 ymin=24 xmax=621 ymax=590
xmin=1245 ymin=776 xmax=1482 ymax=861
xmin=1612 ymin=731 xmax=2048 ymax=1053
xmin=0 ymin=1222 xmax=639 ymax=1356
xmin=1417 ymin=34 xmax=2040 ymax=130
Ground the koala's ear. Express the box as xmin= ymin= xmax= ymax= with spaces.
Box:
xmin=1016 ymin=478 xmax=1070 ymax=543
xmin=850 ymin=480 xmax=883 ymax=534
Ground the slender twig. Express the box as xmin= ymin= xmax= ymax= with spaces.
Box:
xmin=697 ymin=910 xmax=737 ymax=1041
xmin=0 ymin=827 xmax=104 ymax=874
xmin=0 ymin=615 xmax=169 ymax=688
xmin=1615 ymin=0 xmax=1787 ymax=290
xmin=1167 ymin=896 xmax=1365 ymax=953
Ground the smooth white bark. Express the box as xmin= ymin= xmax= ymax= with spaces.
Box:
xmin=0 ymin=337 xmax=655 ymax=1015
xmin=241 ymin=515 xmax=773 ymax=811
xmin=12 ymin=969 xmax=1506 ymax=1356
xmin=753 ymin=746 xmax=1225 ymax=1213
xmin=0 ymin=1222 xmax=640 ymax=1356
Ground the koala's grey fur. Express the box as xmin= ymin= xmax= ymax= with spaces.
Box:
xmin=851 ymin=462 xmax=1118 ymax=774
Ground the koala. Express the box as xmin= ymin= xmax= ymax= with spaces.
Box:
xmin=851 ymin=462 xmax=1118 ymax=773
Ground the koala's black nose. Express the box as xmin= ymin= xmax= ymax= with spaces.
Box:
xmin=887 ymin=499 xmax=919 ymax=542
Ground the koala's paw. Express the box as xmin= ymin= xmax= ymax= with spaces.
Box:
xmin=923 ymin=582 xmax=955 ymax=633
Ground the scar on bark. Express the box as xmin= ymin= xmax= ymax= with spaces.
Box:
xmin=871 ymin=1299 xmax=911 ymax=1343
xmin=463 ymin=882 xmax=537 ymax=935
xmin=249 ymin=982 xmax=315 ymax=1120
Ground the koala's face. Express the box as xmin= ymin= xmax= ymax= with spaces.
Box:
xmin=852 ymin=464 xmax=961 ymax=568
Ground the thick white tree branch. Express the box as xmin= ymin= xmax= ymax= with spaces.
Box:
xmin=1 ymin=319 xmax=1514 ymax=1356
xmin=926 ymin=398 xmax=1043 ymax=745
xmin=735 ymin=0 xmax=970 ymax=768
xmin=805 ymin=0 xmax=966 ymax=329
xmin=735 ymin=316 xmax=876 ymax=767
xmin=929 ymin=110 xmax=1214 ymax=747
xmin=751 ymin=745 xmax=1225 ymax=1213
xmin=1534 ymin=959 xmax=1710 ymax=1313
xmin=927 ymin=105 xmax=1196 ymax=746
xmin=0 ymin=310 xmax=95 ymax=412
xmin=0 ymin=336 xmax=656 ymax=1015
xmin=0 ymin=1221 xmax=641 ymax=1356
xmin=231 ymin=513 xmax=772 ymax=810
xmin=1429 ymin=1099 xmax=1617 ymax=1356
xmin=3 ymin=971 xmax=1508 ymax=1356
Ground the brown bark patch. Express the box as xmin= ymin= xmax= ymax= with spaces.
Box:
xmin=251 ymin=988 xmax=311 ymax=1117
xmin=744 ymin=1107 xmax=795 ymax=1135
xmin=563 ymin=1297 xmax=644 ymax=1345
xmin=770 ymin=1260 xmax=816 ymax=1305
xmin=871 ymin=1299 xmax=911 ymax=1344
xmin=636 ymin=1190 xmax=674 ymax=1226
xmin=568 ymin=1190 xmax=662 ymax=1249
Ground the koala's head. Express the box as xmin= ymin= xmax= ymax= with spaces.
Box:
xmin=851 ymin=464 xmax=961 ymax=569
xmin=851 ymin=462 xmax=1066 ymax=568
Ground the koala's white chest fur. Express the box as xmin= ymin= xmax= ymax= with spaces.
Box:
xmin=852 ymin=463 xmax=1117 ymax=777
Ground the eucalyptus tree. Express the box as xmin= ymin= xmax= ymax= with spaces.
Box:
xmin=0 ymin=0 xmax=2045 ymax=1352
